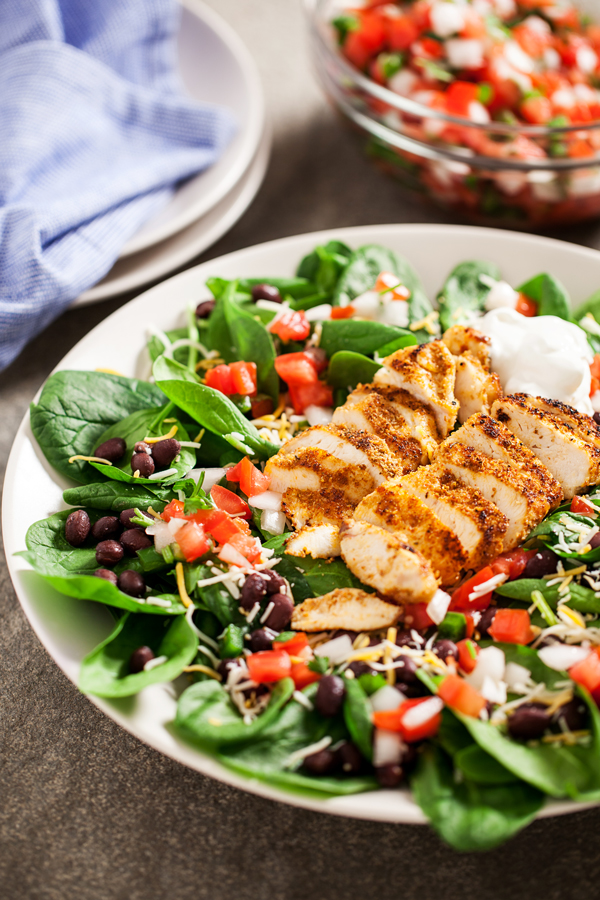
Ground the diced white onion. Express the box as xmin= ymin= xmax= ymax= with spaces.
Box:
xmin=373 ymin=729 xmax=406 ymax=768
xmin=352 ymin=290 xmax=381 ymax=318
xmin=370 ymin=685 xmax=406 ymax=713
xmin=378 ymin=301 xmax=410 ymax=328
xmin=426 ymin=589 xmax=451 ymax=625
xmin=186 ymin=468 xmax=225 ymax=491
xmin=430 ymin=1 xmax=466 ymax=38
xmin=305 ymin=405 xmax=333 ymax=426
xmin=504 ymin=40 xmax=535 ymax=74
xmin=485 ymin=280 xmax=519 ymax=311
xmin=305 ymin=304 xmax=333 ymax=322
xmin=249 ymin=490 xmax=283 ymax=511
xmin=504 ymin=662 xmax=531 ymax=690
xmin=314 ymin=634 xmax=354 ymax=665
xmin=445 ymin=38 xmax=484 ymax=70
xmin=401 ymin=696 xmax=444 ymax=730
xmin=260 ymin=509 xmax=286 ymax=535
xmin=388 ymin=68 xmax=418 ymax=97
xmin=148 ymin=520 xmax=173 ymax=553
xmin=467 ymin=646 xmax=506 ymax=690
xmin=480 ymin=675 xmax=507 ymax=705
xmin=577 ymin=46 xmax=598 ymax=74
xmin=538 ymin=644 xmax=591 ymax=671
xmin=167 ymin=517 xmax=186 ymax=536
xmin=256 ymin=299 xmax=287 ymax=313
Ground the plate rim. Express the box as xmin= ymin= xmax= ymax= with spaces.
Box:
xmin=5 ymin=222 xmax=600 ymax=825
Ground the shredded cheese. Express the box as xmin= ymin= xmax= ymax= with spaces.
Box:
xmin=175 ymin=562 xmax=193 ymax=608
xmin=183 ymin=664 xmax=222 ymax=680
xmin=143 ymin=425 xmax=178 ymax=443
xmin=68 ymin=455 xmax=111 ymax=465
xmin=409 ymin=310 xmax=440 ymax=335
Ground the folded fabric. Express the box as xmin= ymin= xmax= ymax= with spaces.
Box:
xmin=0 ymin=0 xmax=237 ymax=371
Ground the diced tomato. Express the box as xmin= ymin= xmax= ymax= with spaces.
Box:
xmin=569 ymin=648 xmax=600 ymax=693
xmin=303 ymin=347 xmax=328 ymax=374
xmin=225 ymin=461 xmax=242 ymax=483
xmin=228 ymin=530 xmax=262 ymax=562
xmin=269 ymin=309 xmax=311 ymax=343
xmin=571 ymin=495 xmax=598 ymax=516
xmin=189 ymin=507 xmax=228 ymax=533
xmin=275 ymin=633 xmax=310 ymax=656
xmin=330 ymin=305 xmax=356 ymax=320
xmin=513 ymin=23 xmax=550 ymax=59
xmin=457 ymin=639 xmax=480 ymax=674
xmin=374 ymin=271 xmax=411 ymax=300
xmin=210 ymin=514 xmax=249 ymax=545
xmin=288 ymin=381 xmax=334 ymax=415
xmin=161 ymin=499 xmax=186 ymax=522
xmin=515 ymin=293 xmax=538 ymax=317
xmin=488 ymin=608 xmax=535 ymax=645
xmin=250 ymin=396 xmax=274 ymax=419
xmin=238 ymin=456 xmax=270 ymax=497
xmin=290 ymin=661 xmax=321 ymax=690
xmin=175 ymin=520 xmax=210 ymax=563
xmin=417 ymin=36 xmax=444 ymax=60
xmin=275 ymin=352 xmax=319 ymax=385
xmin=386 ymin=14 xmax=419 ymax=52
xmin=460 ymin=10 xmax=486 ymax=40
xmin=210 ymin=484 xmax=252 ymax=519
xmin=247 ymin=649 xmax=292 ymax=684
xmin=445 ymin=82 xmax=479 ymax=118
xmin=450 ymin=566 xmax=495 ymax=612
xmin=205 ymin=364 xmax=235 ymax=395
xmin=491 ymin=549 xmax=535 ymax=581
xmin=520 ymin=95 xmax=553 ymax=125
xmin=591 ymin=355 xmax=600 ymax=381
xmin=373 ymin=697 xmax=442 ymax=743
xmin=229 ymin=361 xmax=257 ymax=396
xmin=438 ymin=674 xmax=486 ymax=718
xmin=403 ymin=602 xmax=434 ymax=631
xmin=217 ymin=542 xmax=250 ymax=568
xmin=464 ymin=613 xmax=476 ymax=639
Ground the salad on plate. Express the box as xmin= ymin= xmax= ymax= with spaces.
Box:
xmin=20 ymin=238 xmax=600 ymax=850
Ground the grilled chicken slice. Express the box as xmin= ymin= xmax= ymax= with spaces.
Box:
xmin=452 ymin=413 xmax=563 ymax=507
xmin=434 ymin=440 xmax=557 ymax=549
xmin=373 ymin=342 xmax=459 ymax=437
xmin=286 ymin=524 xmax=341 ymax=559
xmin=279 ymin=424 xmax=401 ymax=485
xmin=339 ymin=520 xmax=440 ymax=604
xmin=442 ymin=325 xmax=492 ymax=369
xmin=492 ymin=394 xmax=600 ymax=499
xmin=291 ymin=588 xmax=401 ymax=632
xmin=454 ymin=355 xmax=502 ymax=424
xmin=344 ymin=383 xmax=441 ymax=461
xmin=399 ymin=467 xmax=508 ymax=569
xmin=517 ymin=396 xmax=600 ymax=453
xmin=353 ymin=482 xmax=467 ymax=586
xmin=332 ymin=392 xmax=423 ymax=472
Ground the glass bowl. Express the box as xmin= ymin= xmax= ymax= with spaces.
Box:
xmin=307 ymin=0 xmax=600 ymax=229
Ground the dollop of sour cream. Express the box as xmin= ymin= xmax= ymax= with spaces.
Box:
xmin=477 ymin=307 xmax=594 ymax=415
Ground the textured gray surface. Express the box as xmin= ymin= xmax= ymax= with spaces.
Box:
xmin=4 ymin=1 xmax=600 ymax=897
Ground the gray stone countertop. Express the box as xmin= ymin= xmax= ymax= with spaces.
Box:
xmin=3 ymin=1 xmax=600 ymax=897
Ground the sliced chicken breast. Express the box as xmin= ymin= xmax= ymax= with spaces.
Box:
xmin=442 ymin=325 xmax=492 ymax=369
xmin=492 ymin=394 xmax=600 ymax=499
xmin=354 ymin=482 xmax=467 ymax=586
xmin=286 ymin=524 xmax=341 ymax=559
xmin=373 ymin=341 xmax=459 ymax=437
xmin=518 ymin=395 xmax=600 ymax=453
xmin=279 ymin=424 xmax=401 ymax=485
xmin=434 ymin=440 xmax=557 ymax=549
xmin=399 ymin=467 xmax=508 ymax=569
xmin=454 ymin=355 xmax=503 ymax=424
xmin=291 ymin=588 xmax=401 ymax=632
xmin=339 ymin=520 xmax=440 ymax=605
xmin=332 ymin=392 xmax=423 ymax=472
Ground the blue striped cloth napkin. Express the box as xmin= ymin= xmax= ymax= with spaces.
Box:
xmin=0 ymin=0 xmax=237 ymax=371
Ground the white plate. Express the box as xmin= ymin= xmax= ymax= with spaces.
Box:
xmin=76 ymin=124 xmax=271 ymax=305
xmin=5 ymin=224 xmax=600 ymax=824
xmin=119 ymin=0 xmax=265 ymax=257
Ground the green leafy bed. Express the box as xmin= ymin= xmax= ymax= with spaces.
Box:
xmin=20 ymin=239 xmax=600 ymax=851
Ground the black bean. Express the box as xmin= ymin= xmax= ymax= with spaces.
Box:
xmin=400 ymin=743 xmax=418 ymax=770
xmin=94 ymin=568 xmax=117 ymax=585
xmin=131 ymin=453 xmax=155 ymax=477
xmin=95 ymin=540 xmax=124 ymax=567
xmin=594 ymin=412 xmax=600 ymax=427
xmin=375 ymin=764 xmax=404 ymax=788
xmin=433 ymin=639 xmax=459 ymax=662
xmin=537 ymin=635 xmax=562 ymax=649
xmin=134 ymin=441 xmax=152 ymax=454
xmin=302 ymin=749 xmax=338 ymax=776
xmin=553 ymin=697 xmax=587 ymax=732
xmin=591 ymin=533 xmax=600 ymax=550
xmin=264 ymin=593 xmax=294 ymax=631
xmin=337 ymin=742 xmax=363 ymax=775
xmin=120 ymin=528 xmax=152 ymax=555
xmin=523 ymin=549 xmax=559 ymax=579
xmin=64 ymin=509 xmax=91 ymax=546
xmin=348 ymin=661 xmax=376 ymax=678
xmin=395 ymin=631 xmax=420 ymax=650
xmin=507 ymin=703 xmax=551 ymax=741
xmin=251 ymin=283 xmax=282 ymax=304
xmin=315 ymin=675 xmax=346 ymax=717
xmin=248 ymin=629 xmax=275 ymax=652
xmin=217 ymin=658 xmax=242 ymax=682
xmin=117 ymin=570 xmax=146 ymax=598
xmin=119 ymin=508 xmax=141 ymax=529
xmin=477 ymin=607 xmax=497 ymax=639
xmin=396 ymin=680 xmax=426 ymax=699
xmin=129 ymin=646 xmax=155 ymax=674
xmin=263 ymin=571 xmax=287 ymax=595
xmin=395 ymin=655 xmax=418 ymax=684
xmin=196 ymin=299 xmax=216 ymax=319
xmin=94 ymin=437 xmax=126 ymax=463
xmin=331 ymin=629 xmax=359 ymax=643
xmin=240 ymin=573 xmax=267 ymax=611
xmin=152 ymin=438 xmax=181 ymax=469
xmin=91 ymin=515 xmax=120 ymax=541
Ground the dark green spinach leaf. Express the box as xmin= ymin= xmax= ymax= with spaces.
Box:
xmin=437 ymin=260 xmax=501 ymax=332
xmin=517 ymin=273 xmax=571 ymax=320
xmin=327 ymin=351 xmax=382 ymax=390
xmin=319 ymin=320 xmax=415 ymax=357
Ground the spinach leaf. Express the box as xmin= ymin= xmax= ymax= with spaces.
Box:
xmin=263 ymin=537 xmax=369 ymax=602
xmin=30 ymin=370 xmax=165 ymax=484
xmin=296 ymin=240 xmax=353 ymax=294
xmin=175 ymin=677 xmax=295 ymax=749
xmin=147 ymin=327 xmax=188 ymax=364
xmin=411 ymin=745 xmax=544 ymax=852
xmin=62 ymin=481 xmax=171 ymax=512
xmin=192 ymin=561 xmax=247 ymax=627
xmin=79 ymin=613 xmax=197 ymax=697
xmin=153 ymin=356 xmax=278 ymax=459
xmin=208 ymin=276 xmax=317 ymax=301
xmin=90 ymin=408 xmax=196 ymax=485
xmin=574 ymin=287 xmax=600 ymax=323
xmin=517 ymin=273 xmax=571 ymax=320
xmin=496 ymin=579 xmax=600 ymax=616
xmin=23 ymin=510 xmax=97 ymax=577
xmin=319 ymin=320 xmax=415 ymax=357
xmin=36 ymin=572 xmax=183 ymax=615
xmin=343 ymin=678 xmax=373 ymax=761
xmin=327 ymin=351 xmax=382 ymax=390
xmin=454 ymin=745 xmax=520 ymax=786
xmin=436 ymin=260 xmax=501 ymax=332
xmin=222 ymin=282 xmax=279 ymax=402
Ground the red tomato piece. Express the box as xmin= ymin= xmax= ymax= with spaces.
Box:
xmin=205 ymin=364 xmax=235 ymax=395
xmin=229 ymin=361 xmax=257 ymax=396
xmin=239 ymin=456 xmax=270 ymax=497
xmin=464 ymin=614 xmax=476 ymax=640
xmin=457 ymin=639 xmax=480 ymax=674
xmin=446 ymin=81 xmax=479 ymax=118
xmin=450 ymin=566 xmax=496 ymax=612
xmin=250 ymin=396 xmax=274 ymax=419
xmin=247 ymin=650 xmax=292 ymax=684
xmin=290 ymin=661 xmax=321 ymax=690
xmin=209 ymin=515 xmax=249 ymax=545
xmin=403 ymin=602 xmax=433 ymax=631
xmin=569 ymin=648 xmax=600 ymax=693
xmin=217 ymin=542 xmax=250 ymax=568
xmin=491 ymin=549 xmax=535 ymax=581
xmin=330 ymin=305 xmax=356 ymax=320
xmin=375 ymin=697 xmax=442 ymax=743
xmin=210 ymin=484 xmax=252 ymax=519
xmin=225 ymin=461 xmax=242 ymax=483
xmin=228 ymin=531 xmax=262 ymax=562
xmin=515 ymin=293 xmax=538 ymax=317
xmin=269 ymin=309 xmax=311 ymax=343
xmin=374 ymin=271 xmax=411 ymax=300
xmin=274 ymin=352 xmax=319 ymax=385
xmin=303 ymin=347 xmax=328 ymax=374
xmin=161 ymin=499 xmax=186 ymax=522
xmin=521 ymin=95 xmax=553 ymax=125
xmin=438 ymin=674 xmax=486 ymax=718
xmin=175 ymin=521 xmax=210 ymax=563
xmin=488 ymin=608 xmax=535 ymax=645
xmin=386 ymin=14 xmax=419 ymax=52
xmin=288 ymin=381 xmax=334 ymax=415
xmin=571 ymin=495 xmax=597 ymax=516
xmin=189 ymin=507 xmax=228 ymax=533
xmin=275 ymin=633 xmax=310 ymax=656
xmin=591 ymin=355 xmax=600 ymax=381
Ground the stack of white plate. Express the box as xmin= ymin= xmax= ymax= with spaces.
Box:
xmin=77 ymin=0 xmax=269 ymax=306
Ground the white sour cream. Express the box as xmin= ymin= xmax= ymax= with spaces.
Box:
xmin=477 ymin=307 xmax=594 ymax=415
